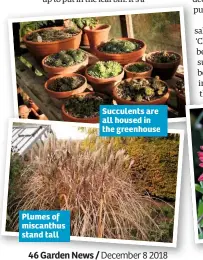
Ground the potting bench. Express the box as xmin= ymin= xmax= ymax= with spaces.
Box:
xmin=15 ymin=50 xmax=185 ymax=121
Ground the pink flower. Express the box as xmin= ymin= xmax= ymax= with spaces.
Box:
xmin=200 ymin=146 xmax=203 ymax=151
xmin=198 ymin=152 xmax=203 ymax=157
xmin=199 ymin=157 xmax=203 ymax=163
xmin=198 ymin=174 xmax=203 ymax=182
xmin=199 ymin=163 xmax=203 ymax=168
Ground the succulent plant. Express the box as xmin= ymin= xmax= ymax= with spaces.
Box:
xmin=45 ymin=49 xmax=87 ymax=67
xmin=149 ymin=51 xmax=179 ymax=63
xmin=98 ymin=39 xmax=141 ymax=54
xmin=48 ymin=76 xmax=85 ymax=92
xmin=116 ymin=77 xmax=167 ymax=102
xmin=87 ymin=61 xmax=123 ymax=79
xmin=71 ymin=18 xmax=98 ymax=29
xmin=26 ymin=27 xmax=80 ymax=42
xmin=126 ymin=63 xmax=151 ymax=73
xmin=65 ymin=93 xmax=111 ymax=118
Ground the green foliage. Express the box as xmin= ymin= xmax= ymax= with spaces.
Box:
xmin=48 ymin=76 xmax=84 ymax=92
xmin=81 ymin=134 xmax=179 ymax=200
xmin=71 ymin=17 xmax=98 ymax=29
xmin=149 ymin=51 xmax=179 ymax=63
xmin=26 ymin=27 xmax=80 ymax=42
xmin=65 ymin=93 xmax=112 ymax=118
xmin=116 ymin=78 xmax=167 ymax=102
xmin=45 ymin=49 xmax=87 ymax=67
xmin=99 ymin=38 xmax=140 ymax=53
xmin=127 ymin=63 xmax=151 ymax=73
xmin=87 ymin=61 xmax=122 ymax=79
xmin=20 ymin=21 xmax=49 ymax=37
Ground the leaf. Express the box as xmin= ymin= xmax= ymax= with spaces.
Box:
xmin=199 ymin=233 xmax=203 ymax=239
xmin=198 ymin=200 xmax=203 ymax=227
xmin=195 ymin=184 xmax=203 ymax=194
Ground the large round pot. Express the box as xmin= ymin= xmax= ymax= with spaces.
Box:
xmin=23 ymin=26 xmax=82 ymax=61
xmin=124 ymin=62 xmax=153 ymax=79
xmin=42 ymin=53 xmax=89 ymax=77
xmin=44 ymin=73 xmax=87 ymax=99
xmin=94 ymin=38 xmax=146 ymax=65
xmin=146 ymin=51 xmax=181 ymax=80
xmin=84 ymin=24 xmax=111 ymax=50
xmin=85 ymin=65 xmax=124 ymax=95
xmin=61 ymin=92 xmax=112 ymax=123
xmin=112 ymin=77 xmax=170 ymax=105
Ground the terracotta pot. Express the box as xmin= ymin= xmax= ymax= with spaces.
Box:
xmin=44 ymin=73 xmax=87 ymax=99
xmin=42 ymin=54 xmax=89 ymax=77
xmin=124 ymin=62 xmax=153 ymax=79
xmin=23 ymin=26 xmax=82 ymax=61
xmin=81 ymin=31 xmax=90 ymax=46
xmin=61 ymin=92 xmax=112 ymax=123
xmin=146 ymin=51 xmax=181 ymax=80
xmin=94 ymin=38 xmax=146 ymax=65
xmin=84 ymin=24 xmax=111 ymax=51
xmin=112 ymin=77 xmax=170 ymax=105
xmin=85 ymin=66 xmax=124 ymax=95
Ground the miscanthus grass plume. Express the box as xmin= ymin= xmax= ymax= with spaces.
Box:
xmin=8 ymin=135 xmax=163 ymax=241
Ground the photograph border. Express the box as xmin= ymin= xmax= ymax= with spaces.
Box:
xmin=1 ymin=118 xmax=184 ymax=247
xmin=8 ymin=6 xmax=189 ymax=123
xmin=186 ymin=104 xmax=203 ymax=244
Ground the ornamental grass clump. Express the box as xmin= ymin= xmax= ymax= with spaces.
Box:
xmin=87 ymin=61 xmax=123 ymax=79
xmin=7 ymin=136 xmax=161 ymax=240
xmin=45 ymin=49 xmax=87 ymax=67
xmin=48 ymin=76 xmax=85 ymax=92
xmin=98 ymin=39 xmax=141 ymax=54
xmin=64 ymin=93 xmax=111 ymax=118
xmin=116 ymin=76 xmax=168 ymax=102
xmin=26 ymin=27 xmax=80 ymax=42
xmin=148 ymin=51 xmax=179 ymax=63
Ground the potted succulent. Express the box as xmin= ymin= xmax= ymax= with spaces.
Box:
xmin=71 ymin=17 xmax=98 ymax=46
xmin=94 ymin=38 xmax=146 ymax=65
xmin=124 ymin=62 xmax=153 ymax=78
xmin=23 ymin=26 xmax=82 ymax=61
xmin=146 ymin=51 xmax=181 ymax=80
xmin=84 ymin=24 xmax=111 ymax=51
xmin=85 ymin=61 xmax=124 ymax=95
xmin=61 ymin=92 xmax=112 ymax=123
xmin=42 ymin=49 xmax=88 ymax=77
xmin=44 ymin=73 xmax=87 ymax=99
xmin=175 ymin=77 xmax=185 ymax=117
xmin=112 ymin=76 xmax=169 ymax=105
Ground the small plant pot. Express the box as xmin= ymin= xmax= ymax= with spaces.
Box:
xmin=44 ymin=73 xmax=87 ymax=99
xmin=61 ymin=92 xmax=112 ymax=123
xmin=146 ymin=51 xmax=181 ymax=80
xmin=175 ymin=88 xmax=186 ymax=117
xmin=23 ymin=26 xmax=82 ymax=61
xmin=94 ymin=38 xmax=146 ymax=65
xmin=81 ymin=30 xmax=90 ymax=46
xmin=84 ymin=24 xmax=111 ymax=51
xmin=124 ymin=62 xmax=153 ymax=79
xmin=42 ymin=54 xmax=89 ymax=77
xmin=85 ymin=66 xmax=124 ymax=95
xmin=112 ymin=77 xmax=170 ymax=105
